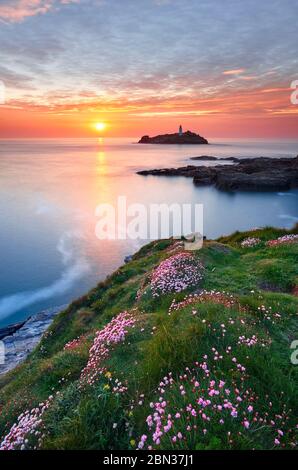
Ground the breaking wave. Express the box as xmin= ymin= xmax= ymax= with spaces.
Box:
xmin=0 ymin=231 xmax=90 ymax=322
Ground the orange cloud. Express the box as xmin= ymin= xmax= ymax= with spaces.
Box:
xmin=223 ymin=69 xmax=245 ymax=75
xmin=0 ymin=0 xmax=51 ymax=22
xmin=0 ymin=0 xmax=78 ymax=22
xmin=3 ymin=81 xmax=294 ymax=118
xmin=1 ymin=79 xmax=297 ymax=138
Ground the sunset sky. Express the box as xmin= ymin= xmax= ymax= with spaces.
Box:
xmin=0 ymin=0 xmax=297 ymax=138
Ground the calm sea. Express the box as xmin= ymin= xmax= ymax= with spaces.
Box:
xmin=0 ymin=137 xmax=297 ymax=327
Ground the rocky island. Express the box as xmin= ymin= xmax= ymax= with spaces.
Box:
xmin=138 ymin=126 xmax=208 ymax=145
xmin=138 ymin=155 xmax=298 ymax=191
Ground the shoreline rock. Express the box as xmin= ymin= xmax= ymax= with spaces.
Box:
xmin=0 ymin=305 xmax=67 ymax=376
xmin=137 ymin=156 xmax=298 ymax=191
xmin=0 ymin=321 xmax=26 ymax=341
xmin=190 ymin=155 xmax=239 ymax=162
xmin=138 ymin=130 xmax=208 ymax=145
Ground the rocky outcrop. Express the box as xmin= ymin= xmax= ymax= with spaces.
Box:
xmin=190 ymin=155 xmax=239 ymax=162
xmin=137 ymin=156 xmax=298 ymax=191
xmin=138 ymin=130 xmax=208 ymax=145
xmin=0 ymin=306 xmax=66 ymax=375
xmin=0 ymin=322 xmax=25 ymax=341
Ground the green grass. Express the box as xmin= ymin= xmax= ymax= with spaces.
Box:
xmin=0 ymin=226 xmax=297 ymax=450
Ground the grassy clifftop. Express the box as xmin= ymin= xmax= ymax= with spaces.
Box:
xmin=0 ymin=226 xmax=297 ymax=450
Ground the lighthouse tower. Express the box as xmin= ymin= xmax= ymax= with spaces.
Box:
xmin=179 ymin=124 xmax=183 ymax=136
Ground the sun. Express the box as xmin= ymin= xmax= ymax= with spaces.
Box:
xmin=94 ymin=122 xmax=106 ymax=132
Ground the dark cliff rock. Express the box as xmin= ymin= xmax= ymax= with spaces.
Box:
xmin=0 ymin=322 xmax=25 ymax=341
xmin=137 ymin=156 xmax=298 ymax=192
xmin=190 ymin=155 xmax=239 ymax=162
xmin=138 ymin=130 xmax=208 ymax=145
xmin=0 ymin=306 xmax=66 ymax=375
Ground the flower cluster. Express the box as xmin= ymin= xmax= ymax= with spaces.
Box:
xmin=137 ymin=353 xmax=296 ymax=450
xmin=64 ymin=335 xmax=85 ymax=351
xmin=257 ymin=304 xmax=282 ymax=324
xmin=237 ymin=335 xmax=258 ymax=347
xmin=0 ymin=397 xmax=53 ymax=450
xmin=1 ymin=311 xmax=136 ymax=451
xmin=80 ymin=311 xmax=136 ymax=386
xmin=100 ymin=372 xmax=128 ymax=395
xmin=169 ymin=290 xmax=246 ymax=315
xmin=266 ymin=234 xmax=298 ymax=247
xmin=240 ymin=237 xmax=261 ymax=248
xmin=151 ymin=253 xmax=204 ymax=297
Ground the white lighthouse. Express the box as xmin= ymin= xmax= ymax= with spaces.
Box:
xmin=179 ymin=124 xmax=183 ymax=136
